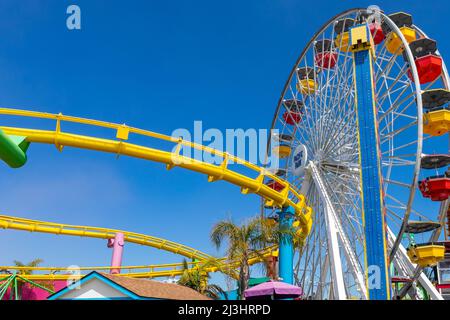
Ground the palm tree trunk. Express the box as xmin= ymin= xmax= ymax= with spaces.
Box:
xmin=238 ymin=254 xmax=250 ymax=300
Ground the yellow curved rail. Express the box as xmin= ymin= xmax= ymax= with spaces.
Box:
xmin=1 ymin=252 xmax=275 ymax=281
xmin=0 ymin=108 xmax=312 ymax=281
xmin=0 ymin=215 xmax=276 ymax=280
xmin=0 ymin=108 xmax=312 ymax=237
xmin=1 ymin=264 xmax=206 ymax=280
xmin=0 ymin=215 xmax=212 ymax=260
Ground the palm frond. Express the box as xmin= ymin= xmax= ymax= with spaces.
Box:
xmin=210 ymin=219 xmax=239 ymax=250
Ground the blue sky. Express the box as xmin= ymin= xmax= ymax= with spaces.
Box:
xmin=1 ymin=0 xmax=449 ymax=288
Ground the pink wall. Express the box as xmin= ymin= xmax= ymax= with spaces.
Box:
xmin=2 ymin=280 xmax=67 ymax=300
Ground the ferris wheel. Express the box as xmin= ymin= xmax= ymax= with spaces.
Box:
xmin=266 ymin=8 xmax=450 ymax=300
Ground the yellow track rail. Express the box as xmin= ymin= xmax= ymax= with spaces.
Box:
xmin=0 ymin=215 xmax=212 ymax=260
xmin=0 ymin=108 xmax=312 ymax=234
xmin=0 ymin=215 xmax=275 ymax=280
xmin=0 ymin=108 xmax=311 ymax=280
xmin=1 ymin=254 xmax=275 ymax=280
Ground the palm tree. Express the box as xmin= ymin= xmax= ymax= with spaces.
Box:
xmin=12 ymin=258 xmax=53 ymax=299
xmin=13 ymin=258 xmax=44 ymax=275
xmin=210 ymin=215 xmax=294 ymax=299
xmin=178 ymin=258 xmax=227 ymax=300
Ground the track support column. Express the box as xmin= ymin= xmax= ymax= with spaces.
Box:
xmin=350 ymin=24 xmax=390 ymax=300
xmin=107 ymin=233 xmax=125 ymax=274
xmin=278 ymin=206 xmax=294 ymax=284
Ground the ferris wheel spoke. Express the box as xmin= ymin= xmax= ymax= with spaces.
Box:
xmin=298 ymin=189 xmax=322 ymax=281
xmin=380 ymin=121 xmax=418 ymax=143
xmin=383 ymin=178 xmax=414 ymax=189
xmin=374 ymin=60 xmax=406 ymax=94
xmin=379 ymin=98 xmax=417 ymax=132
xmin=320 ymin=93 xmax=356 ymax=155
xmin=382 ymin=153 xmax=417 ymax=162
xmin=385 ymin=193 xmax=433 ymax=224
xmin=321 ymin=172 xmax=365 ymax=240
xmin=299 ymin=202 xmax=326 ymax=293
xmin=386 ymin=208 xmax=405 ymax=227
xmin=378 ymin=86 xmax=414 ymax=123
xmin=324 ymin=86 xmax=355 ymax=130
xmin=308 ymin=235 xmax=327 ymax=297
xmin=285 ymin=85 xmax=317 ymax=151
xmin=375 ymin=61 xmax=409 ymax=99
xmin=290 ymin=83 xmax=321 ymax=152
xmin=316 ymin=41 xmax=354 ymax=151
xmin=382 ymin=161 xmax=416 ymax=168
xmin=383 ymin=135 xmax=434 ymax=157
xmin=314 ymin=253 xmax=331 ymax=299
xmin=310 ymin=163 xmax=367 ymax=298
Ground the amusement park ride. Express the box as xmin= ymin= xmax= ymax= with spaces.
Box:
xmin=1 ymin=7 xmax=450 ymax=300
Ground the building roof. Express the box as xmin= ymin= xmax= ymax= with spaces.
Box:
xmin=100 ymin=273 xmax=211 ymax=300
xmin=47 ymin=271 xmax=212 ymax=300
xmin=97 ymin=272 xmax=212 ymax=300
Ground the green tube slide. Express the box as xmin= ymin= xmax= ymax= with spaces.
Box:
xmin=0 ymin=129 xmax=29 ymax=168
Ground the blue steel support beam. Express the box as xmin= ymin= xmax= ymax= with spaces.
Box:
xmin=350 ymin=25 xmax=391 ymax=300
xmin=278 ymin=206 xmax=294 ymax=284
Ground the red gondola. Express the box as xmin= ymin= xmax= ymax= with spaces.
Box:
xmin=282 ymin=99 xmax=303 ymax=125
xmin=315 ymin=52 xmax=337 ymax=69
xmin=419 ymin=175 xmax=450 ymax=201
xmin=408 ymin=54 xmax=443 ymax=84
xmin=406 ymin=39 xmax=443 ymax=84
xmin=314 ymin=39 xmax=337 ymax=69
xmin=282 ymin=111 xmax=301 ymax=125
xmin=369 ymin=22 xmax=385 ymax=45
xmin=266 ymin=179 xmax=285 ymax=192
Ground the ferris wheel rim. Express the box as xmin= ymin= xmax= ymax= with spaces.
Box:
xmin=265 ymin=7 xmax=450 ymax=299
xmin=268 ymin=8 xmax=367 ymax=141
xmin=395 ymin=24 xmax=450 ymax=299
xmin=379 ymin=11 xmax=423 ymax=261
xmin=267 ymin=8 xmax=428 ymax=256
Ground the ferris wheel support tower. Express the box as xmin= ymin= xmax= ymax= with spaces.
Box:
xmin=350 ymin=24 xmax=391 ymax=300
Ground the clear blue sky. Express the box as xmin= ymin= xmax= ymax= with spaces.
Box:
xmin=0 ymin=0 xmax=449 ymax=287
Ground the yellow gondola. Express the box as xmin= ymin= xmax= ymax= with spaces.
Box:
xmin=423 ymin=108 xmax=450 ymax=136
xmin=296 ymin=79 xmax=317 ymax=95
xmin=407 ymin=243 xmax=445 ymax=268
xmin=273 ymin=144 xmax=292 ymax=158
xmin=385 ymin=26 xmax=416 ymax=55
xmin=334 ymin=31 xmax=351 ymax=52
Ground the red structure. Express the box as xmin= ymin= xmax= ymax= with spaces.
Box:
xmin=419 ymin=176 xmax=450 ymax=201
xmin=282 ymin=99 xmax=303 ymax=125
xmin=406 ymin=38 xmax=443 ymax=84
xmin=266 ymin=179 xmax=285 ymax=192
xmin=282 ymin=111 xmax=301 ymax=125
xmin=315 ymin=52 xmax=337 ymax=69
xmin=314 ymin=39 xmax=337 ymax=69
xmin=408 ymin=54 xmax=443 ymax=84
xmin=369 ymin=22 xmax=385 ymax=45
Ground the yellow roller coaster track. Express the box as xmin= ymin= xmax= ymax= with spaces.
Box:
xmin=0 ymin=215 xmax=213 ymax=260
xmin=0 ymin=108 xmax=312 ymax=280
xmin=0 ymin=108 xmax=312 ymax=230
xmin=0 ymin=215 xmax=276 ymax=280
